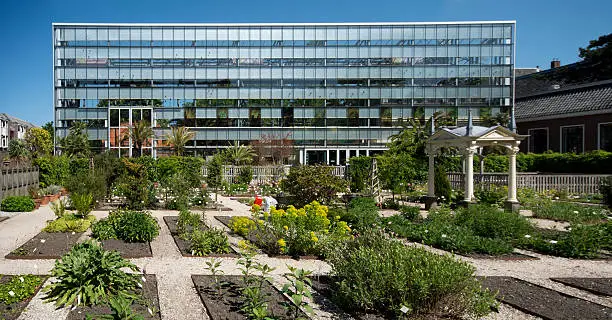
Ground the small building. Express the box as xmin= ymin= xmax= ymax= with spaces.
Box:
xmin=0 ymin=113 xmax=37 ymax=151
xmin=515 ymin=60 xmax=612 ymax=153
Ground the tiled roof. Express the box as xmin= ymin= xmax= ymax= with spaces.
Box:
xmin=515 ymin=80 xmax=612 ymax=121
xmin=0 ymin=113 xmax=37 ymax=128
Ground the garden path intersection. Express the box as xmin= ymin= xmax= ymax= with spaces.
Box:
xmin=0 ymin=196 xmax=610 ymax=320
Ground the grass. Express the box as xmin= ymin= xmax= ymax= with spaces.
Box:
xmin=530 ymin=200 xmax=609 ymax=223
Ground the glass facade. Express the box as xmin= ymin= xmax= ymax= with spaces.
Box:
xmin=53 ymin=22 xmax=515 ymax=163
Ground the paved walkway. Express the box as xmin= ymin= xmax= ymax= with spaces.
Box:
xmin=0 ymin=196 xmax=610 ymax=320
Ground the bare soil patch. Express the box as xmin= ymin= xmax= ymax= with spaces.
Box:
xmin=551 ymin=278 xmax=612 ymax=296
xmin=101 ymin=239 xmax=153 ymax=258
xmin=5 ymin=232 xmax=83 ymax=259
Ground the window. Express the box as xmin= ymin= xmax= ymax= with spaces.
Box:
xmin=599 ymin=123 xmax=612 ymax=151
xmin=561 ymin=125 xmax=584 ymax=153
xmin=527 ymin=128 xmax=548 ymax=153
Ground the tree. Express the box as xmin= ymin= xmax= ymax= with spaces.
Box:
xmin=8 ymin=139 xmax=29 ymax=162
xmin=60 ymin=122 xmax=90 ymax=158
xmin=223 ymin=143 xmax=255 ymax=165
xmin=252 ymin=133 xmax=294 ymax=165
xmin=123 ymin=121 xmax=153 ymax=157
xmin=25 ymin=127 xmax=53 ymax=158
xmin=280 ymin=165 xmax=348 ymax=207
xmin=480 ymin=112 xmax=509 ymax=127
xmin=42 ymin=121 xmax=54 ymax=140
xmin=579 ymin=33 xmax=612 ymax=78
xmin=165 ymin=126 xmax=194 ymax=156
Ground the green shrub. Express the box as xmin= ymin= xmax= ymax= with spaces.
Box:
xmin=343 ymin=197 xmax=380 ymax=230
xmin=114 ymin=210 xmax=159 ymax=243
xmin=518 ymin=224 xmax=603 ymax=259
xmin=229 ymin=216 xmax=256 ymax=237
xmin=43 ymin=241 xmax=141 ymax=307
xmin=0 ymin=275 xmax=43 ymax=305
xmin=177 ymin=210 xmax=202 ymax=238
xmin=399 ymin=205 xmax=421 ymax=221
xmin=280 ymin=165 xmax=348 ymax=207
xmin=531 ymin=200 xmax=608 ymax=223
xmin=65 ymin=169 xmax=106 ymax=203
xmin=475 ymin=185 xmax=507 ymax=205
xmin=381 ymin=198 xmax=400 ymax=210
xmin=34 ymin=155 xmax=70 ymax=188
xmin=434 ymin=166 xmax=451 ymax=202
xmin=43 ymin=214 xmax=96 ymax=233
xmin=162 ymin=171 xmax=192 ymax=210
xmin=236 ymin=166 xmax=253 ymax=185
xmin=91 ymin=219 xmax=118 ymax=240
xmin=347 ymin=156 xmax=372 ymax=193
xmin=188 ymin=229 xmax=231 ymax=255
xmin=1 ymin=196 xmax=35 ymax=212
xmin=70 ymin=192 xmax=93 ymax=217
xmin=453 ymin=204 xmax=534 ymax=240
xmin=599 ymin=176 xmax=612 ymax=208
xmin=328 ymin=230 xmax=497 ymax=318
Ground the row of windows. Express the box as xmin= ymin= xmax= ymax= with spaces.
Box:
xmin=528 ymin=124 xmax=612 ymax=153
xmin=58 ymin=98 xmax=508 ymax=108
xmin=59 ymin=56 xmax=510 ymax=67
xmin=58 ymin=38 xmax=511 ymax=48
xmin=60 ymin=77 xmax=510 ymax=88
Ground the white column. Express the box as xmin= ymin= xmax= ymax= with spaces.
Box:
xmin=507 ymin=146 xmax=519 ymax=202
xmin=427 ymin=152 xmax=435 ymax=197
xmin=326 ymin=149 xmax=330 ymax=165
xmin=299 ymin=150 xmax=304 ymax=165
xmin=336 ymin=149 xmax=340 ymax=165
xmin=464 ymin=146 xmax=476 ymax=202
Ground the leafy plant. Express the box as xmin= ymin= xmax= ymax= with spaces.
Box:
xmin=453 ymin=204 xmax=534 ymax=240
xmin=399 ymin=205 xmax=421 ymax=221
xmin=328 ymin=230 xmax=497 ymax=318
xmin=434 ymin=165 xmax=451 ymax=203
xmin=43 ymin=214 xmax=96 ymax=233
xmin=342 ymin=197 xmax=380 ymax=231
xmin=0 ymin=275 xmax=43 ymax=305
xmin=280 ymin=165 xmax=348 ymax=207
xmin=204 ymin=258 xmax=225 ymax=296
xmin=600 ymin=176 xmax=612 ymax=208
xmin=531 ymin=200 xmax=608 ymax=223
xmin=281 ymin=266 xmax=314 ymax=319
xmin=91 ymin=218 xmax=118 ymax=240
xmin=475 ymin=185 xmax=507 ymax=205
xmin=43 ymin=241 xmax=141 ymax=307
xmin=236 ymin=166 xmax=254 ymax=185
xmin=85 ymin=295 xmax=145 ymax=320
xmin=114 ymin=211 xmax=159 ymax=243
xmin=70 ymin=192 xmax=93 ymax=218
xmin=177 ymin=210 xmax=202 ymax=238
xmin=237 ymin=250 xmax=276 ymax=320
xmin=1 ymin=196 xmax=35 ymax=212
xmin=50 ymin=199 xmax=68 ymax=218
xmin=188 ymin=229 xmax=231 ymax=256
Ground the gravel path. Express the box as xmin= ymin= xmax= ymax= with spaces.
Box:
xmin=3 ymin=196 xmax=611 ymax=320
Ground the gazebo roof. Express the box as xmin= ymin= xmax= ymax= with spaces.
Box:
xmin=427 ymin=124 xmax=527 ymax=148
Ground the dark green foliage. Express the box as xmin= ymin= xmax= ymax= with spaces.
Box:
xmin=475 ymin=185 xmax=507 ymax=205
xmin=0 ymin=275 xmax=43 ymax=305
xmin=188 ymin=229 xmax=231 ymax=256
xmin=236 ymin=166 xmax=253 ymax=185
xmin=33 ymin=155 xmax=70 ymax=188
xmin=162 ymin=172 xmax=193 ymax=210
xmin=1 ymin=196 xmax=35 ymax=212
xmin=342 ymin=197 xmax=380 ymax=230
xmin=453 ymin=205 xmax=534 ymax=240
xmin=177 ymin=210 xmax=202 ymax=238
xmin=91 ymin=219 xmax=118 ymax=240
xmin=518 ymin=224 xmax=604 ymax=259
xmin=113 ymin=211 xmax=159 ymax=243
xmin=43 ymin=241 xmax=141 ymax=307
xmin=399 ymin=205 xmax=421 ymax=221
xmin=328 ymin=230 xmax=496 ymax=318
xmin=65 ymin=169 xmax=106 ymax=203
xmin=117 ymin=159 xmax=152 ymax=210
xmin=280 ymin=165 xmax=348 ymax=207
xmin=377 ymin=153 xmax=427 ymax=195
xmin=205 ymin=153 xmax=224 ymax=190
xmin=156 ymin=156 xmax=203 ymax=189
xmin=381 ymin=198 xmax=400 ymax=210
xmin=434 ymin=166 xmax=451 ymax=202
xmin=347 ymin=156 xmax=372 ymax=193
xmin=599 ymin=176 xmax=612 ymax=208
xmin=59 ymin=122 xmax=91 ymax=158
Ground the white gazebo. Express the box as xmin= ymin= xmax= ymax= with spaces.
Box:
xmin=425 ymin=115 xmax=527 ymax=211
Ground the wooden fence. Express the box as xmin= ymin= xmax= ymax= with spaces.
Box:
xmin=448 ymin=172 xmax=610 ymax=194
xmin=0 ymin=165 xmax=39 ymax=200
xmin=202 ymin=165 xmax=346 ymax=185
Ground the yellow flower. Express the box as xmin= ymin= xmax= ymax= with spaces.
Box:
xmin=283 ymin=225 xmax=289 ymax=231
xmin=251 ymin=204 xmax=261 ymax=214
xmin=335 ymin=215 xmax=341 ymax=221
xmin=277 ymin=238 xmax=287 ymax=253
xmin=310 ymin=231 xmax=319 ymax=243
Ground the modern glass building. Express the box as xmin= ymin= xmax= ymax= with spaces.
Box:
xmin=53 ymin=22 xmax=515 ymax=164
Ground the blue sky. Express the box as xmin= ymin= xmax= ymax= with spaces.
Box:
xmin=0 ymin=0 xmax=610 ymax=126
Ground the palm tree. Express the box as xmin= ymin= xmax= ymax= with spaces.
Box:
xmin=223 ymin=143 xmax=256 ymax=165
xmin=165 ymin=126 xmax=195 ymax=156
xmin=123 ymin=121 xmax=153 ymax=157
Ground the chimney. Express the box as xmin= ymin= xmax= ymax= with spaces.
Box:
xmin=551 ymin=59 xmax=561 ymax=69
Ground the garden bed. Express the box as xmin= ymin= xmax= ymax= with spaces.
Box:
xmin=5 ymin=232 xmax=83 ymax=259
xmin=479 ymin=276 xmax=612 ymax=320
xmin=551 ymin=278 xmax=612 ymax=296
xmin=66 ymin=274 xmax=160 ymax=320
xmin=463 ymin=252 xmax=538 ymax=260
xmin=162 ymin=216 xmax=237 ymax=257
xmin=0 ymin=275 xmax=47 ymax=320
xmin=192 ymin=275 xmax=306 ymax=320
xmin=308 ymin=275 xmax=385 ymax=320
xmin=214 ymin=216 xmax=319 ymax=260
xmin=100 ymin=239 xmax=153 ymax=258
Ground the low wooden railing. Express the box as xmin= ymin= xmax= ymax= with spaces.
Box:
xmin=0 ymin=165 xmax=39 ymax=200
xmin=202 ymin=165 xmax=346 ymax=185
